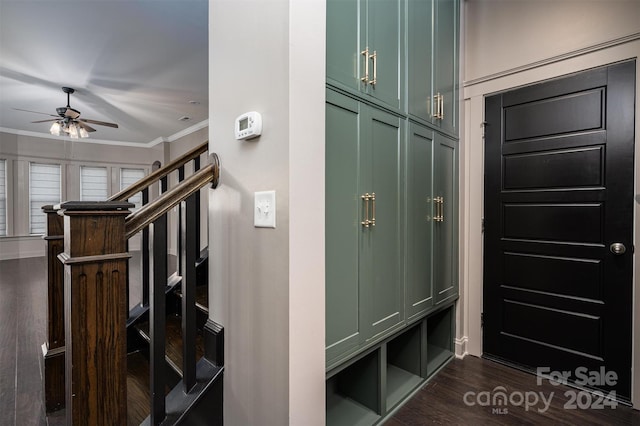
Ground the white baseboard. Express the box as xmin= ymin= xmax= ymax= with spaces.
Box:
xmin=0 ymin=236 xmax=45 ymax=260
xmin=455 ymin=336 xmax=468 ymax=359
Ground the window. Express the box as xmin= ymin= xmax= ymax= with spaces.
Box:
xmin=30 ymin=163 xmax=61 ymax=235
xmin=0 ymin=160 xmax=6 ymax=236
xmin=120 ymin=168 xmax=145 ymax=210
xmin=80 ymin=166 xmax=108 ymax=201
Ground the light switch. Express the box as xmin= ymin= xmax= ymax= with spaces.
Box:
xmin=254 ymin=190 xmax=276 ymax=228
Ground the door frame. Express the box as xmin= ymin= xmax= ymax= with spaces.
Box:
xmin=459 ymin=39 xmax=640 ymax=406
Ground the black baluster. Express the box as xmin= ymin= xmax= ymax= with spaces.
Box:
xmin=181 ymin=193 xmax=197 ymax=391
xmin=142 ymin=187 xmax=150 ymax=306
xmin=150 ymin=213 xmax=168 ymax=424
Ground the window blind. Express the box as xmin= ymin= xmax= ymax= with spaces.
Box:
xmin=30 ymin=163 xmax=61 ymax=235
xmin=0 ymin=160 xmax=6 ymax=236
xmin=80 ymin=166 xmax=108 ymax=201
xmin=120 ymin=168 xmax=145 ymax=210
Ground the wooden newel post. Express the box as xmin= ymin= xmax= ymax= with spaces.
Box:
xmin=42 ymin=205 xmax=66 ymax=412
xmin=57 ymin=201 xmax=133 ymax=425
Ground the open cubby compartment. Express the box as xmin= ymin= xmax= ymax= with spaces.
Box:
xmin=426 ymin=305 xmax=454 ymax=376
xmin=385 ymin=323 xmax=425 ymax=410
xmin=326 ymin=349 xmax=382 ymax=426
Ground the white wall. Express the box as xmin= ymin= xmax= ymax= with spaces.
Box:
xmin=209 ymin=0 xmax=325 ymax=424
xmin=465 ymin=0 xmax=640 ymax=83
xmin=462 ymin=0 xmax=640 ymax=407
xmin=167 ymin=126 xmax=210 ymax=257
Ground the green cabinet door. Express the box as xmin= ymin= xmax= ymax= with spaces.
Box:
xmin=433 ymin=133 xmax=458 ymax=305
xmin=406 ymin=123 xmax=434 ymax=321
xmin=407 ymin=0 xmax=433 ymax=122
xmin=432 ymin=0 xmax=459 ymax=136
xmin=326 ymin=0 xmax=363 ymax=93
xmin=326 ymin=89 xmax=405 ymax=365
xmin=361 ymin=106 xmax=404 ymax=340
xmin=365 ymin=0 xmax=403 ymax=110
xmin=325 ymin=90 xmax=363 ymax=365
xmin=327 ymin=0 xmax=403 ymax=112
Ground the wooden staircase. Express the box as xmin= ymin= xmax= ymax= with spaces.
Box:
xmin=40 ymin=142 xmax=224 ymax=425
xmin=126 ymin=253 xmax=209 ymax=425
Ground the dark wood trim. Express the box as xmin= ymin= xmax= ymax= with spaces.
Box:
xmin=204 ymin=319 xmax=224 ymax=367
xmin=42 ymin=344 xmax=65 ymax=413
xmin=42 ymin=205 xmax=66 ymax=413
xmin=57 ymin=252 xmax=132 ymax=265
xmin=59 ymin=202 xmax=132 ymax=425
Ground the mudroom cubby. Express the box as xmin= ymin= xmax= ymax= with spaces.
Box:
xmin=326 ymin=349 xmax=382 ymax=426
xmin=426 ymin=304 xmax=454 ymax=376
xmin=385 ymin=323 xmax=424 ymax=410
xmin=326 ymin=303 xmax=456 ymax=425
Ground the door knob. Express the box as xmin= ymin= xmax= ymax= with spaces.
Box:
xmin=610 ymin=243 xmax=626 ymax=255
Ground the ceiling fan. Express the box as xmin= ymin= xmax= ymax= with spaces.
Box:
xmin=14 ymin=86 xmax=119 ymax=138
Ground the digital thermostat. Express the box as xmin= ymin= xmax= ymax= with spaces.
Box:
xmin=235 ymin=111 xmax=262 ymax=140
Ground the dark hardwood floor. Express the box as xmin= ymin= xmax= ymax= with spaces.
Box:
xmin=0 ymin=256 xmax=47 ymax=426
xmin=389 ymin=355 xmax=640 ymax=425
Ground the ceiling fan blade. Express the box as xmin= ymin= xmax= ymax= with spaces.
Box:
xmin=64 ymin=108 xmax=81 ymax=119
xmin=31 ymin=119 xmax=59 ymax=123
xmin=13 ymin=108 xmax=58 ymax=117
xmin=79 ymin=118 xmax=119 ymax=128
xmin=76 ymin=121 xmax=96 ymax=132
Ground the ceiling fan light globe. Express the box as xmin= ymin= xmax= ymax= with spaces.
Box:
xmin=79 ymin=127 xmax=89 ymax=138
xmin=68 ymin=123 xmax=79 ymax=138
xmin=50 ymin=121 xmax=61 ymax=136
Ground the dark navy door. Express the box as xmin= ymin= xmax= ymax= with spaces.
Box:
xmin=483 ymin=61 xmax=635 ymax=400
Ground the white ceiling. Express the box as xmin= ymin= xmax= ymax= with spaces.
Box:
xmin=0 ymin=0 xmax=208 ymax=146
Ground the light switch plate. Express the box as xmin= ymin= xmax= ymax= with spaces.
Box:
xmin=254 ymin=190 xmax=276 ymax=228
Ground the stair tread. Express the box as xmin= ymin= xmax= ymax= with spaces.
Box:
xmin=136 ymin=314 xmax=205 ymax=375
xmin=127 ymin=351 xmax=151 ymax=425
xmin=176 ymin=285 xmax=209 ymax=313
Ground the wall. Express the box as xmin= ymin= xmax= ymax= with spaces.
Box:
xmin=465 ymin=0 xmax=640 ymax=83
xmin=167 ymin=126 xmax=210 ymax=256
xmin=0 ymin=132 xmax=161 ymax=259
xmin=461 ymin=0 xmax=640 ymax=407
xmin=209 ymin=0 xmax=325 ymax=424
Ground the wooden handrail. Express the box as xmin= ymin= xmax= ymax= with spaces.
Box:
xmin=125 ymin=153 xmax=219 ymax=239
xmin=108 ymin=141 xmax=209 ymax=202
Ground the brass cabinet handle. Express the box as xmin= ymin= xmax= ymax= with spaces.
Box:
xmin=361 ymin=48 xmax=370 ymax=84
xmin=361 ymin=193 xmax=372 ymax=227
xmin=361 ymin=193 xmax=376 ymax=227
xmin=434 ymin=93 xmax=444 ymax=120
xmin=370 ymin=51 xmax=377 ymax=86
xmin=371 ymin=192 xmax=376 ymax=226
xmin=434 ymin=196 xmax=444 ymax=222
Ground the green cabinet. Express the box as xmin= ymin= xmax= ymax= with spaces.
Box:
xmin=326 ymin=89 xmax=404 ymax=367
xmin=433 ymin=132 xmax=458 ymax=304
xmin=326 ymin=0 xmax=459 ymax=421
xmin=327 ymin=0 xmax=403 ymax=111
xmin=407 ymin=0 xmax=459 ymax=136
xmin=406 ymin=123 xmax=434 ymax=321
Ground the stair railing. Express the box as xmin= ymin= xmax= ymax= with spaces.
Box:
xmin=41 ymin=141 xmax=217 ymax=425
xmin=124 ymin=156 xmax=219 ymax=424
xmin=109 ymin=141 xmax=209 ymax=311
